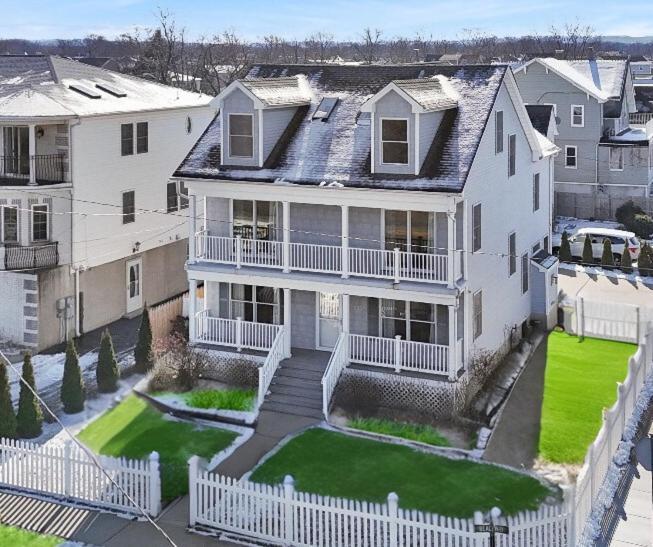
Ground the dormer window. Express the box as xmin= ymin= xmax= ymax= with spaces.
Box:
xmin=229 ymin=114 xmax=254 ymax=158
xmin=381 ymin=118 xmax=409 ymax=165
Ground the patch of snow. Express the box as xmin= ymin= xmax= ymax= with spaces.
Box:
xmin=559 ymin=262 xmax=653 ymax=285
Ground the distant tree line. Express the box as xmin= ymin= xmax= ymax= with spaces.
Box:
xmin=1 ymin=11 xmax=650 ymax=94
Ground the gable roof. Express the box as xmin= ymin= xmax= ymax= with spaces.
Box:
xmin=390 ymin=77 xmax=458 ymax=112
xmin=175 ymin=63 xmax=513 ymax=193
xmin=237 ymin=76 xmax=313 ymax=107
xmin=0 ymin=55 xmax=213 ymax=119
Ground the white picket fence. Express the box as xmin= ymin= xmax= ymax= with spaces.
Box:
xmin=0 ymin=439 xmax=161 ymax=517
xmin=188 ymin=457 xmax=570 ymax=546
xmin=570 ymin=331 xmax=653 ymax=543
xmin=569 ymin=298 xmax=652 ymax=344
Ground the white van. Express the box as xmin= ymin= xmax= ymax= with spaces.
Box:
xmin=552 ymin=227 xmax=640 ymax=264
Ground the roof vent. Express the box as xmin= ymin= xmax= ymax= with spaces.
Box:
xmin=313 ymin=97 xmax=339 ymax=121
xmin=96 ymin=83 xmax=127 ymax=97
xmin=69 ymin=84 xmax=101 ymax=99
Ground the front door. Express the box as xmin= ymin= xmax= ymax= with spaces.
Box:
xmin=126 ymin=258 xmax=143 ymax=314
xmin=317 ymin=292 xmax=341 ymax=349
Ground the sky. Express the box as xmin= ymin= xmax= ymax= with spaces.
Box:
xmin=1 ymin=0 xmax=653 ymax=42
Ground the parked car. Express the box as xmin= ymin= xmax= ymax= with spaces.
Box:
xmin=552 ymin=227 xmax=640 ymax=264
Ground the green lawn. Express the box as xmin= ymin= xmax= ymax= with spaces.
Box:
xmin=78 ymin=395 xmax=238 ymax=500
xmin=184 ymin=388 xmax=256 ymax=411
xmin=538 ymin=331 xmax=634 ymax=464
xmin=0 ymin=524 xmax=60 ymax=546
xmin=250 ymin=428 xmax=550 ymax=517
xmin=348 ymin=417 xmax=451 ymax=447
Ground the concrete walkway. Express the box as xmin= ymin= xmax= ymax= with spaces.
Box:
xmin=483 ymin=336 xmax=548 ymax=469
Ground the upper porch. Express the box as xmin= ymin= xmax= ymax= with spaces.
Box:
xmin=0 ymin=124 xmax=69 ymax=186
xmin=186 ymin=188 xmax=466 ymax=289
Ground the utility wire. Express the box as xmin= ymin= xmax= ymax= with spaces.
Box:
xmin=0 ymin=351 xmax=178 ymax=547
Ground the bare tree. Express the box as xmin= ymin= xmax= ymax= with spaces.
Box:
xmin=356 ymin=27 xmax=383 ymax=64
xmin=304 ymin=32 xmax=335 ymax=63
xmin=546 ymin=22 xmax=601 ymax=59
xmin=198 ymin=30 xmax=251 ymax=95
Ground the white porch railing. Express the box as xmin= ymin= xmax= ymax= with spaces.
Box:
xmin=321 ymin=333 xmax=349 ymax=418
xmin=257 ymin=327 xmax=287 ymax=408
xmin=0 ymin=439 xmax=161 ymax=517
xmin=349 ymin=334 xmax=450 ymax=376
xmin=195 ymin=310 xmax=281 ymax=352
xmin=195 ymin=232 xmax=449 ymax=284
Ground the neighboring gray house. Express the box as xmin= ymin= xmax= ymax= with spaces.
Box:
xmin=514 ymin=58 xmax=653 ymax=220
xmin=173 ymin=63 xmax=558 ymax=419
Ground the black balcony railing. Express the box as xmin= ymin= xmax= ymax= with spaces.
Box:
xmin=0 ymin=154 xmax=65 ymax=184
xmin=4 ymin=242 xmax=59 ymax=270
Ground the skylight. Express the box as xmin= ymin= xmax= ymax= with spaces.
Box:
xmin=96 ymin=83 xmax=127 ymax=98
xmin=69 ymin=84 xmax=101 ymax=99
xmin=313 ymin=97 xmax=339 ymax=121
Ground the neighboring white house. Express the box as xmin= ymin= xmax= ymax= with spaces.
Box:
xmin=172 ymin=63 xmax=558 ymax=416
xmin=514 ymin=57 xmax=653 ymax=220
xmin=0 ymin=55 xmax=217 ymax=350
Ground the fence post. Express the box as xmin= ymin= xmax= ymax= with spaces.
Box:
xmin=561 ymin=483 xmax=576 ymax=547
xmin=387 ymin=492 xmax=399 ymax=547
xmin=394 ymin=335 xmax=402 ymax=373
xmin=188 ymin=456 xmax=200 ymax=527
xmin=236 ymin=316 xmax=243 ymax=351
xmin=148 ymin=452 xmax=161 ymax=517
xmin=283 ymin=475 xmax=295 ymax=544
xmin=393 ymin=247 xmax=400 ymax=284
xmin=578 ymin=297 xmax=585 ymax=339
xmin=63 ymin=440 xmax=72 ymax=497
xmin=236 ymin=235 xmax=242 ymax=269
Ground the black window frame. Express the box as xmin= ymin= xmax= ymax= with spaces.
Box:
xmin=31 ymin=204 xmax=48 ymax=242
xmin=136 ymin=122 xmax=148 ymax=154
xmin=508 ymin=134 xmax=516 ymax=177
xmin=166 ymin=182 xmax=178 ymax=213
xmin=521 ymin=253 xmax=529 ymax=294
xmin=508 ymin=232 xmax=516 ymax=276
xmin=495 ymin=110 xmax=504 ymax=154
xmin=121 ymin=123 xmax=134 ymax=156
xmin=472 ymin=203 xmax=482 ymax=252
xmin=533 ymin=173 xmax=540 ymax=212
xmin=122 ymin=190 xmax=135 ymax=224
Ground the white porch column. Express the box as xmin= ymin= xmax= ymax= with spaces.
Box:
xmin=188 ymin=278 xmax=197 ymax=343
xmin=448 ymin=305 xmax=456 ymax=380
xmin=282 ymin=201 xmax=290 ymax=273
xmin=28 ymin=124 xmax=36 ymax=186
xmin=283 ymin=288 xmax=292 ymax=357
xmin=341 ymin=205 xmax=349 ymax=278
xmin=188 ymin=193 xmax=197 ymax=263
xmin=342 ymin=294 xmax=350 ymax=334
xmin=447 ymin=212 xmax=455 ymax=288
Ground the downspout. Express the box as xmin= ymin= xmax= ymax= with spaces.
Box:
xmin=68 ymin=116 xmax=82 ymax=337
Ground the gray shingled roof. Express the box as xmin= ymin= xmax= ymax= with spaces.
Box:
xmin=175 ymin=63 xmax=507 ymax=193
xmin=239 ymin=76 xmax=312 ymax=107
xmin=392 ymin=78 xmax=458 ymax=111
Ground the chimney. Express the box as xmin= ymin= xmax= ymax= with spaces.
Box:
xmin=587 ymin=46 xmax=596 ymax=60
xmin=554 ymin=49 xmax=565 ymax=60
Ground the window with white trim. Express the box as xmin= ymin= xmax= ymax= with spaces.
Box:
xmin=565 ymin=145 xmax=577 ymax=168
xmin=380 ymin=299 xmax=439 ymax=344
xmin=533 ymin=173 xmax=540 ymax=211
xmin=495 ymin=111 xmax=504 ymax=154
xmin=472 ymin=203 xmax=482 ymax=252
xmin=508 ymin=232 xmax=516 ymax=276
xmin=2 ymin=205 xmax=18 ymax=243
xmin=229 ymin=114 xmax=254 ymax=158
xmin=508 ymin=134 xmax=516 ymax=177
xmin=230 ymin=284 xmax=282 ymax=324
xmin=31 ymin=204 xmax=48 ymax=242
xmin=380 ymin=118 xmax=409 ymax=165
xmin=571 ymin=105 xmax=585 ymax=127
xmin=473 ymin=290 xmax=483 ymax=340
xmin=166 ymin=181 xmax=189 ymax=213
xmin=609 ymin=147 xmax=624 ymax=171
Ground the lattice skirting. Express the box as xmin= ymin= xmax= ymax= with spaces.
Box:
xmin=333 ymin=368 xmax=468 ymax=419
xmin=200 ymin=349 xmax=263 ymax=388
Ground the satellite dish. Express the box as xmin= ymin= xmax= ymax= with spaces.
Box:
xmin=635 ymin=436 xmax=652 ymax=472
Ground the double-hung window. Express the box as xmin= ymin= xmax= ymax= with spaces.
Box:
xmin=229 ymin=114 xmax=254 ymax=158
xmin=609 ymin=147 xmax=624 ymax=171
xmin=122 ymin=191 xmax=135 ymax=224
xmin=495 ymin=111 xmax=504 ymax=154
xmin=508 ymin=232 xmax=516 ymax=276
xmin=472 ymin=203 xmax=482 ymax=252
xmin=508 ymin=134 xmax=516 ymax=176
xmin=571 ymin=105 xmax=585 ymax=127
xmin=121 ymin=123 xmax=133 ymax=156
xmin=533 ymin=173 xmax=540 ymax=211
xmin=380 ymin=119 xmax=409 ymax=165
xmin=473 ymin=290 xmax=483 ymax=340
xmin=380 ymin=299 xmax=438 ymax=344
xmin=565 ymin=146 xmax=577 ymax=169
xmin=230 ymin=284 xmax=282 ymax=324
xmin=136 ymin=122 xmax=148 ymax=154
xmin=31 ymin=204 xmax=48 ymax=242
xmin=2 ymin=206 xmax=18 ymax=243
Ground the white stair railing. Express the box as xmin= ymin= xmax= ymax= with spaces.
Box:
xmin=258 ymin=327 xmax=287 ymax=408
xmin=321 ymin=332 xmax=349 ymax=418
xmin=195 ymin=312 xmax=281 ymax=352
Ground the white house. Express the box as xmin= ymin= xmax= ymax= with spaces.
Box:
xmin=0 ymin=55 xmax=217 ymax=350
xmin=172 ymin=63 xmax=558 ymax=418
